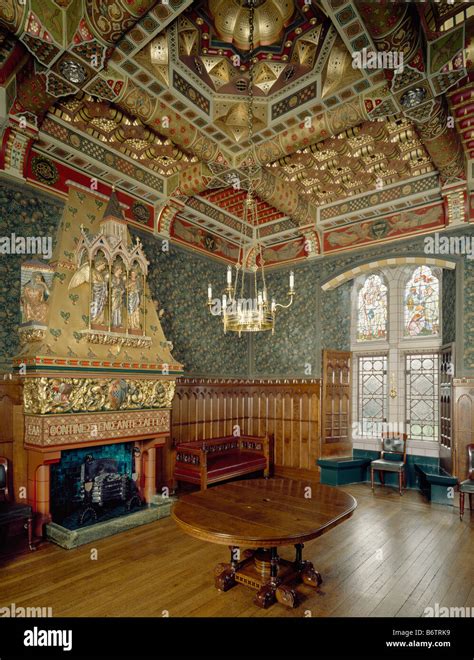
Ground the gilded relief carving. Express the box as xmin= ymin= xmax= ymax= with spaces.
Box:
xmin=23 ymin=377 xmax=176 ymax=415
xmin=68 ymin=194 xmax=149 ymax=344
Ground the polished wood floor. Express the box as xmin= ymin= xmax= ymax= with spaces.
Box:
xmin=1 ymin=483 xmax=472 ymax=618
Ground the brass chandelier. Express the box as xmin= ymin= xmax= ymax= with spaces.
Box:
xmin=207 ymin=0 xmax=295 ymax=336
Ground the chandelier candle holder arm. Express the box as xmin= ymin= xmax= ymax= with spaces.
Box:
xmin=205 ymin=0 xmax=295 ymax=336
xmin=273 ymin=271 xmax=295 ymax=311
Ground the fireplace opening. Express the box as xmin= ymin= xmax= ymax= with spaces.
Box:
xmin=50 ymin=442 xmax=142 ymax=530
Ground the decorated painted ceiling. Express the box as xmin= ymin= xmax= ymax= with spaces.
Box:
xmin=0 ymin=0 xmax=473 ymax=266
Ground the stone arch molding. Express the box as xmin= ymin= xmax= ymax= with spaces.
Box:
xmin=321 ymin=257 xmax=456 ymax=292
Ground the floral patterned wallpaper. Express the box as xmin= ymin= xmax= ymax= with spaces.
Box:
xmin=131 ymin=229 xmax=249 ymax=377
xmin=252 ymin=265 xmax=320 ymax=378
xmin=463 ymin=258 xmax=474 ymax=372
xmin=321 ymin=282 xmax=353 ymax=351
xmin=0 ymin=179 xmax=64 ymax=368
xmin=442 ymin=267 xmax=456 ymax=346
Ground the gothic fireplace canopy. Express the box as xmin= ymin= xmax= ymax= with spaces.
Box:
xmin=11 ymin=186 xmax=183 ymax=532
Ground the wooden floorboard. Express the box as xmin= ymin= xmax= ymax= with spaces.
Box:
xmin=0 ymin=483 xmax=472 ymax=617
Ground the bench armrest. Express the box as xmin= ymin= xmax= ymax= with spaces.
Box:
xmin=239 ymin=435 xmax=270 ymax=477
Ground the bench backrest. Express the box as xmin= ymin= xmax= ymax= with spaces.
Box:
xmin=177 ymin=435 xmax=265 ymax=451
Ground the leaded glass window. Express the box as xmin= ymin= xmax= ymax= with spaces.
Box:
xmin=357 ymin=274 xmax=388 ymax=341
xmin=406 ymin=353 xmax=439 ymax=442
xmin=358 ymin=355 xmax=387 ymax=437
xmin=404 ymin=266 xmax=439 ymax=337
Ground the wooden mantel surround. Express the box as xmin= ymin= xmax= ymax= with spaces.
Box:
xmin=0 ymin=376 xmax=175 ymax=537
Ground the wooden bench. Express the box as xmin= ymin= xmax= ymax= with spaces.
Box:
xmin=414 ymin=463 xmax=458 ymax=506
xmin=174 ymin=435 xmax=270 ymax=490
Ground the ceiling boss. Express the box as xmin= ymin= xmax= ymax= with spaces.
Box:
xmin=207 ymin=0 xmax=295 ymax=336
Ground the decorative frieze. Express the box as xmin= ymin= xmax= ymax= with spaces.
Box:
xmin=24 ymin=409 xmax=171 ymax=446
xmin=23 ymin=377 xmax=176 ymax=415
xmin=78 ymin=329 xmax=152 ymax=349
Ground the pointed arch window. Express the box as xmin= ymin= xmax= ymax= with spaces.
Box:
xmin=403 ymin=266 xmax=440 ymax=337
xmin=357 ymin=274 xmax=388 ymax=341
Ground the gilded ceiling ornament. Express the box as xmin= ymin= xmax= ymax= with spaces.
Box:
xmin=208 ymin=0 xmax=294 ymax=51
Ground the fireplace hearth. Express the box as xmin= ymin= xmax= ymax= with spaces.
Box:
xmin=51 ymin=443 xmax=145 ymax=530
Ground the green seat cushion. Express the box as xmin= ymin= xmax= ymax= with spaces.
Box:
xmin=459 ymin=479 xmax=474 ymax=493
xmin=371 ymin=458 xmax=404 ymax=472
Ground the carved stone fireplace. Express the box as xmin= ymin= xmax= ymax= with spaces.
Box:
xmin=8 ymin=186 xmax=183 ymax=546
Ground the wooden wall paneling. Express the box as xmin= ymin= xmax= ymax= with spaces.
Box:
xmin=259 ymin=392 xmax=268 ymax=438
xmin=206 ymin=391 xmax=212 ymax=438
xmin=311 ymin=391 xmax=320 ymax=467
xmin=171 ymin=393 xmax=180 ymax=444
xmin=274 ymin=393 xmax=283 ymax=466
xmin=246 ymin=392 xmax=252 ymax=436
xmin=300 ymin=393 xmax=309 ymax=470
xmin=321 ymin=350 xmax=352 ymax=457
xmin=171 ymin=379 xmax=321 ymax=478
xmin=227 ymin=393 xmax=234 ymax=435
xmin=0 ymin=380 xmax=23 ymax=465
xmin=207 ymin=391 xmax=213 ymax=438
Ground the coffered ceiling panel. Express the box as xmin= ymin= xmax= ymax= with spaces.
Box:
xmin=0 ymin=0 xmax=472 ymax=265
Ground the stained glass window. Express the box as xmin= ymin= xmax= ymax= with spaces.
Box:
xmin=404 ymin=266 xmax=439 ymax=337
xmin=357 ymin=274 xmax=388 ymax=341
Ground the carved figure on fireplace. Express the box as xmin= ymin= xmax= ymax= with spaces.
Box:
xmin=90 ymin=256 xmax=109 ymax=325
xmin=127 ymin=267 xmax=143 ymax=330
xmin=69 ymin=253 xmax=110 ymax=326
xmin=51 ymin=379 xmax=74 ymax=406
xmin=111 ymin=261 xmax=126 ymax=329
xmin=21 ymin=273 xmax=50 ymax=324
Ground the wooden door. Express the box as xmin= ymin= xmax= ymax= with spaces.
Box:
xmin=439 ymin=344 xmax=454 ymax=474
xmin=453 ymin=379 xmax=474 ymax=480
xmin=321 ymin=349 xmax=352 ymax=457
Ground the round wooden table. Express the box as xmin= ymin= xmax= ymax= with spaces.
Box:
xmin=172 ymin=478 xmax=357 ymax=609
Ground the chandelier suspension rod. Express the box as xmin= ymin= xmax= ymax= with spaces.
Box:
xmin=207 ymin=0 xmax=295 ymax=335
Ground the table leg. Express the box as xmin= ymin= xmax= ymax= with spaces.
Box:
xmin=254 ymin=547 xmax=279 ymax=608
xmin=214 ymin=546 xmax=239 ymax=592
xmin=252 ymin=548 xmax=298 ymax=609
xmin=294 ymin=543 xmax=322 ymax=587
